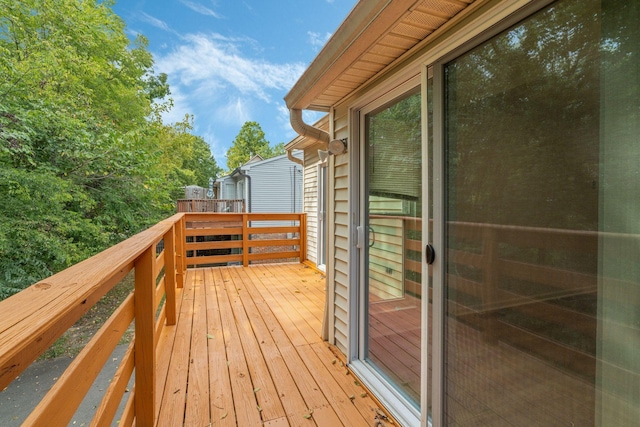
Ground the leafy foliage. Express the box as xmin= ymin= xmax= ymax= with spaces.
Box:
xmin=226 ymin=121 xmax=284 ymax=170
xmin=0 ymin=0 xmax=221 ymax=299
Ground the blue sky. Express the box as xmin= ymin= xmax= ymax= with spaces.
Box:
xmin=111 ymin=0 xmax=357 ymax=170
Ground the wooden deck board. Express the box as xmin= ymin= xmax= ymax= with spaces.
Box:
xmin=204 ymin=267 xmax=236 ymax=426
xmin=213 ymin=267 xmax=264 ymax=426
xmin=230 ymin=268 xmax=317 ymax=427
xmin=157 ymin=270 xmax=194 ymax=425
xmin=223 ymin=267 xmax=286 ymax=422
xmin=241 ymin=266 xmax=345 ymax=426
xmin=155 ymin=263 xmax=378 ymax=426
xmin=184 ymin=269 xmax=210 ymax=426
xmin=249 ymin=266 xmax=323 ymax=346
xmin=155 ymin=285 xmax=184 ymax=417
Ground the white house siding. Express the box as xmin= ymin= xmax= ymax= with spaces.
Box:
xmin=245 ymin=154 xmax=303 ymax=213
xmin=214 ymin=155 xmax=303 ymax=224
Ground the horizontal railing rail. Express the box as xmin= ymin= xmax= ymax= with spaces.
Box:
xmin=0 ymin=213 xmax=186 ymax=426
xmin=0 ymin=212 xmax=305 ymax=426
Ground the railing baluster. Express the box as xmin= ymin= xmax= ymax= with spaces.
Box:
xmin=176 ymin=215 xmax=186 ymax=289
xmin=165 ymin=225 xmax=177 ymax=326
xmin=134 ymin=246 xmax=156 ymax=424
xmin=300 ymin=213 xmax=307 ymax=262
xmin=242 ymin=213 xmax=250 ymax=266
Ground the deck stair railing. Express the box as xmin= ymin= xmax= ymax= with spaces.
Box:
xmin=0 ymin=212 xmax=305 ymax=426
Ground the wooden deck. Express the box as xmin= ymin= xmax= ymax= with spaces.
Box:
xmin=155 ymin=263 xmax=383 ymax=426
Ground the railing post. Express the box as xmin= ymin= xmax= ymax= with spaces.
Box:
xmin=300 ymin=213 xmax=307 ymax=262
xmin=242 ymin=213 xmax=250 ymax=266
xmin=175 ymin=215 xmax=186 ymax=288
xmin=134 ymin=246 xmax=156 ymax=424
xmin=164 ymin=225 xmax=177 ymax=325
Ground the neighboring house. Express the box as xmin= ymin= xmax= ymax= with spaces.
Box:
xmin=284 ymin=1 xmax=640 ymax=426
xmin=215 ymin=153 xmax=303 ymax=214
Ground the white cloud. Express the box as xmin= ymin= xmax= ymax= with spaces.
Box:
xmin=150 ymin=32 xmax=307 ymax=168
xmin=154 ymin=33 xmax=306 ymax=103
xmin=139 ymin=12 xmax=172 ymax=32
xmin=308 ymin=31 xmax=332 ymax=50
xmin=214 ymin=97 xmax=251 ymax=126
xmin=276 ymin=103 xmax=297 ymax=140
xmin=179 ymin=0 xmax=223 ymax=18
xmin=303 ymin=110 xmax=326 ymax=126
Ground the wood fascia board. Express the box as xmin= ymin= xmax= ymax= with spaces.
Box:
xmin=331 ymin=0 xmax=520 ymax=113
xmin=285 ymin=0 xmax=419 ymax=110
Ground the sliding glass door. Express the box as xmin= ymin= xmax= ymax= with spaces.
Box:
xmin=355 ymin=87 xmax=424 ymax=422
xmin=350 ymin=2 xmax=639 ymax=425
xmin=432 ymin=0 xmax=640 ymax=424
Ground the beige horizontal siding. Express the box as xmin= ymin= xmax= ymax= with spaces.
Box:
xmin=304 ymin=150 xmax=320 ymax=265
xmin=332 ymin=150 xmax=350 ymax=352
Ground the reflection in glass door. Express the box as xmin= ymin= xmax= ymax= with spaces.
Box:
xmin=436 ymin=0 xmax=640 ymax=425
xmin=363 ymin=89 xmax=422 ymax=409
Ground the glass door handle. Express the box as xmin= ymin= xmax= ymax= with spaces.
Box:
xmin=425 ymin=243 xmax=436 ymax=265
xmin=368 ymin=226 xmax=375 ymax=248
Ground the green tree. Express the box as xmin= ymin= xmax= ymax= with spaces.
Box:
xmin=184 ymin=136 xmax=223 ymax=187
xmin=270 ymin=142 xmax=286 ymax=157
xmin=0 ymin=0 xmax=220 ymax=299
xmin=226 ymin=121 xmax=283 ymax=170
xmin=145 ymin=115 xmax=222 ymax=201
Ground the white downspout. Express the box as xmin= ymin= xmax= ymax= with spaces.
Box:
xmin=288 ymin=108 xmax=332 ymax=342
xmin=287 ymin=149 xmax=304 ymax=166
xmin=289 ymin=108 xmax=330 ymax=147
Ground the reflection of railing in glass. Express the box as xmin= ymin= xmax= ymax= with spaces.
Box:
xmin=445 ymin=221 xmax=639 ymax=384
xmin=370 ymin=214 xmax=639 ymax=384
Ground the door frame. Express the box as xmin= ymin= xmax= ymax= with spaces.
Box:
xmin=317 ymin=162 xmax=328 ymax=271
xmin=348 ymin=74 xmax=425 ymax=427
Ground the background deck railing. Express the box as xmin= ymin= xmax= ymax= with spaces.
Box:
xmin=0 ymin=212 xmax=305 ymax=426
xmin=185 ymin=213 xmax=306 ymax=267
xmin=176 ymin=198 xmax=245 ymax=213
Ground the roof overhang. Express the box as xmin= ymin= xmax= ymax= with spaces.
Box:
xmin=284 ymin=0 xmax=475 ymax=111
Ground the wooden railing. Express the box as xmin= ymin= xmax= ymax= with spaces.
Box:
xmin=185 ymin=213 xmax=306 ymax=267
xmin=176 ymin=198 xmax=245 ymax=213
xmin=0 ymin=212 xmax=305 ymax=426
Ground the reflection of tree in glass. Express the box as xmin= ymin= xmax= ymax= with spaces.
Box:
xmin=445 ymin=0 xmax=612 ymax=231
